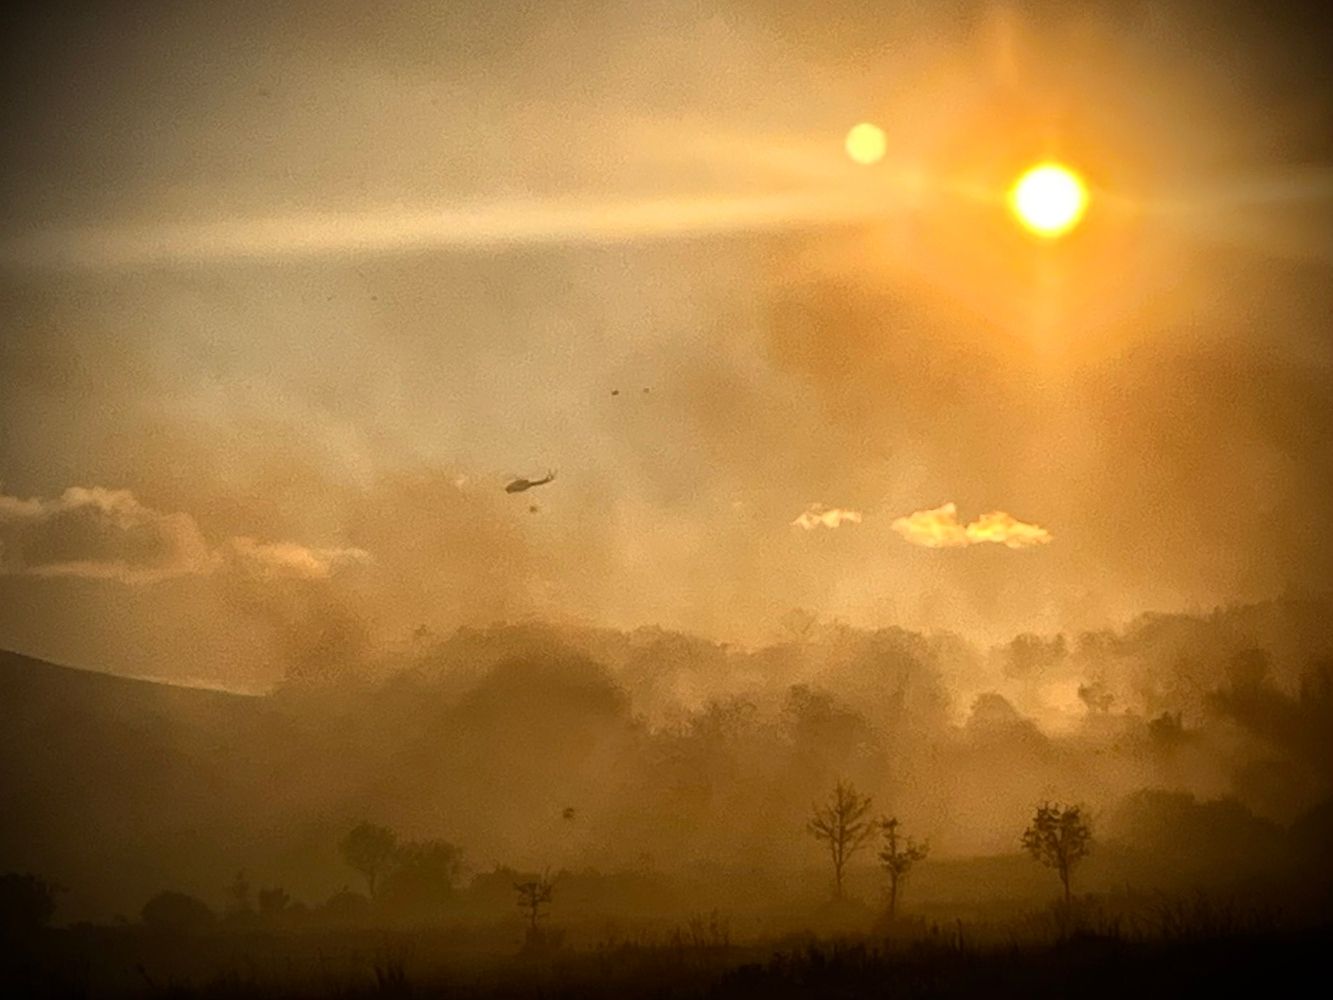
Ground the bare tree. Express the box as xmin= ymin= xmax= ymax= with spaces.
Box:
xmin=513 ymin=871 xmax=555 ymax=936
xmin=226 ymin=870 xmax=252 ymax=916
xmin=807 ymin=780 xmax=876 ymax=900
xmin=878 ymin=817 xmax=929 ymax=918
xmin=339 ymin=823 xmax=398 ymax=899
xmin=1021 ymin=803 xmax=1092 ymax=908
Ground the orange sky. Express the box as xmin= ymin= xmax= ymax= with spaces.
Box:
xmin=0 ymin=0 xmax=1330 ymax=687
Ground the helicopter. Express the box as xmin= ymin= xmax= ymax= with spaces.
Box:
xmin=505 ymin=470 xmax=556 ymax=494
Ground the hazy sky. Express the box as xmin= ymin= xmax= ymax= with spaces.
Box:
xmin=1 ymin=1 xmax=1330 ymax=687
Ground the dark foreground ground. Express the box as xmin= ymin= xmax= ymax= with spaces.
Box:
xmin=4 ymin=920 xmax=1330 ymax=999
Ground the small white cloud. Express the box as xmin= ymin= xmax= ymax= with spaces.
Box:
xmin=892 ymin=502 xmax=1051 ymax=549
xmin=890 ymin=502 xmax=970 ymax=548
xmin=792 ymin=503 xmax=863 ymax=530
xmin=963 ymin=510 xmax=1052 ymax=549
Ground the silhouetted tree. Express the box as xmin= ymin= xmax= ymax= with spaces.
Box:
xmin=317 ymin=888 xmax=371 ymax=927
xmin=339 ymin=822 xmax=398 ymax=898
xmin=141 ymin=891 xmax=216 ymax=935
xmin=1290 ymin=795 xmax=1333 ymax=882
xmin=1022 ymin=803 xmax=1092 ymax=908
xmin=1076 ymin=681 xmax=1114 ymax=714
xmin=878 ymin=817 xmax=929 ymax=917
xmin=226 ymin=870 xmax=252 ymax=916
xmin=380 ymin=839 xmax=462 ymax=915
xmin=1147 ymin=711 xmax=1186 ymax=750
xmin=513 ymin=872 xmax=555 ymax=937
xmin=257 ymin=887 xmax=292 ymax=919
xmin=0 ymin=873 xmax=60 ymax=937
xmin=1212 ymin=657 xmax=1333 ymax=780
xmin=808 ymin=780 xmax=876 ymax=900
xmin=781 ymin=607 xmax=817 ymax=642
xmin=1002 ymin=632 xmax=1067 ymax=679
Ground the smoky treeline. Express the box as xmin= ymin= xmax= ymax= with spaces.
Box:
xmin=2 ymin=597 xmax=1331 ymax=930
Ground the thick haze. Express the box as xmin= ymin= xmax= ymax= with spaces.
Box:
xmin=1 ymin=0 xmax=1331 ymax=690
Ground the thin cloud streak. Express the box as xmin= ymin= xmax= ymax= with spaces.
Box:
xmin=0 ymin=189 xmax=894 ymax=273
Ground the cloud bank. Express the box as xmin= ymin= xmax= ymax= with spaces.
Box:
xmin=225 ymin=536 xmax=371 ymax=580
xmin=0 ymin=487 xmax=368 ymax=583
xmin=892 ymin=503 xmax=1052 ymax=550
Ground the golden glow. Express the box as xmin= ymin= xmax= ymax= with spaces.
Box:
xmin=891 ymin=503 xmax=1052 ymax=549
xmin=845 ymin=122 xmax=887 ymax=165
xmin=1009 ymin=163 xmax=1088 ymax=237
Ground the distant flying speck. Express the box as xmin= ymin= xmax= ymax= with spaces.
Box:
xmin=505 ymin=470 xmax=556 ymax=494
xmin=529 ymin=505 xmax=539 ymax=514
xmin=562 ymin=806 xmax=576 ymax=821
xmin=611 ymin=389 xmax=620 ymax=396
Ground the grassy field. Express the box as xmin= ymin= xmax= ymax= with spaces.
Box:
xmin=4 ymin=892 xmax=1329 ymax=999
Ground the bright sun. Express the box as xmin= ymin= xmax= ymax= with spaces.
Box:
xmin=1009 ymin=163 xmax=1088 ymax=237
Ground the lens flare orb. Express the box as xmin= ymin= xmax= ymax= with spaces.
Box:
xmin=845 ymin=123 xmax=888 ymax=165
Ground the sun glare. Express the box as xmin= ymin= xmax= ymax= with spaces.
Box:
xmin=1009 ymin=163 xmax=1088 ymax=237
xmin=845 ymin=122 xmax=887 ymax=165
